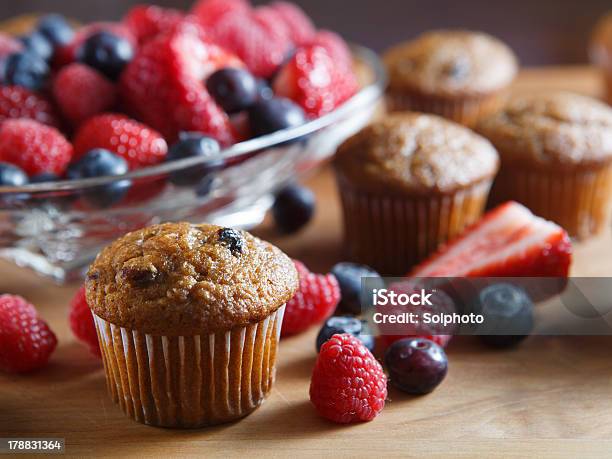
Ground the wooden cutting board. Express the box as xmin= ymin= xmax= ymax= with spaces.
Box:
xmin=2 ymin=66 xmax=612 ymax=458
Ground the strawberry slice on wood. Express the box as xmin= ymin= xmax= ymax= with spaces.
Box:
xmin=409 ymin=201 xmax=572 ymax=278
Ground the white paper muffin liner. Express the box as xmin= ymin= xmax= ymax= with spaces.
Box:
xmin=337 ymin=176 xmax=492 ymax=275
xmin=93 ymin=305 xmax=285 ymax=428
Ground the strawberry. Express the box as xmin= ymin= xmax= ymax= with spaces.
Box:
xmin=270 ymin=2 xmax=315 ymax=46
xmin=73 ymin=114 xmax=167 ymax=170
xmin=52 ymin=63 xmax=117 ymax=127
xmin=123 ymin=4 xmax=185 ymax=44
xmin=0 ymin=119 xmax=73 ymax=175
xmin=409 ymin=201 xmax=573 ymax=278
xmin=207 ymin=10 xmax=291 ymax=78
xmin=54 ymin=22 xmax=136 ymax=68
xmin=0 ymin=86 xmax=60 ymax=128
xmin=119 ymin=27 xmax=237 ymax=144
xmin=281 ymin=260 xmax=341 ymax=337
xmin=0 ymin=32 xmax=23 ymax=59
xmin=191 ymin=0 xmax=251 ymax=28
xmin=273 ymin=44 xmax=359 ymax=117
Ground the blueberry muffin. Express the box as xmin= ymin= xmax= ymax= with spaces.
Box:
xmin=477 ymin=91 xmax=612 ymax=239
xmin=333 ymin=113 xmax=499 ymax=274
xmin=383 ymin=30 xmax=518 ymax=126
xmin=86 ymin=222 xmax=298 ymax=428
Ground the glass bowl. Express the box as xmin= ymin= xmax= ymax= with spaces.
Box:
xmin=0 ymin=45 xmax=386 ymax=283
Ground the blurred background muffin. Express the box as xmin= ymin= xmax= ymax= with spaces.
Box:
xmin=383 ymin=30 xmax=518 ymax=126
xmin=477 ymin=91 xmax=612 ymax=239
xmin=590 ymin=11 xmax=612 ymax=103
xmin=333 ymin=113 xmax=499 ymax=275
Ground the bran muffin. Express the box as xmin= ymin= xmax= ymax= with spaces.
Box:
xmin=477 ymin=91 xmax=612 ymax=239
xmin=590 ymin=12 xmax=612 ymax=103
xmin=333 ymin=113 xmax=499 ymax=275
xmin=383 ymin=30 xmax=518 ymax=126
xmin=86 ymin=222 xmax=298 ymax=428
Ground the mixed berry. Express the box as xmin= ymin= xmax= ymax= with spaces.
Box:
xmin=0 ymin=0 xmax=358 ymax=209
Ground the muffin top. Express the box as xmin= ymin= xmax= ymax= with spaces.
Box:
xmin=590 ymin=12 xmax=612 ymax=65
xmin=333 ymin=113 xmax=499 ymax=195
xmin=383 ymin=30 xmax=518 ymax=97
xmin=477 ymin=91 xmax=612 ymax=167
xmin=86 ymin=222 xmax=298 ymax=335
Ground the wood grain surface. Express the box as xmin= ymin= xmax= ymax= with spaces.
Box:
xmin=1 ymin=67 xmax=612 ymax=458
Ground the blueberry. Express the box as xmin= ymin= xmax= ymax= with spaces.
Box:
xmin=469 ymin=283 xmax=533 ymax=348
xmin=255 ymin=78 xmax=274 ymax=101
xmin=3 ymin=51 xmax=49 ymax=91
xmin=77 ymin=31 xmax=134 ymax=81
xmin=30 ymin=172 xmax=59 ymax=183
xmin=316 ymin=316 xmax=374 ymax=352
xmin=248 ymin=97 xmax=307 ymax=137
xmin=19 ymin=32 xmax=53 ymax=61
xmin=385 ymin=338 xmax=448 ymax=394
xmin=206 ymin=67 xmax=259 ymax=114
xmin=331 ymin=262 xmax=383 ymax=314
xmin=37 ymin=14 xmax=74 ymax=48
xmin=216 ymin=227 xmax=244 ymax=256
xmin=167 ymin=133 xmax=222 ymax=186
xmin=0 ymin=162 xmax=28 ymax=186
xmin=66 ymin=148 xmax=130 ymax=208
xmin=272 ymin=184 xmax=315 ymax=234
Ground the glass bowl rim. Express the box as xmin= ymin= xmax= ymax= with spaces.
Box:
xmin=0 ymin=44 xmax=387 ymax=194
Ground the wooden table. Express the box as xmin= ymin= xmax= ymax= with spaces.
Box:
xmin=2 ymin=66 xmax=612 ymax=458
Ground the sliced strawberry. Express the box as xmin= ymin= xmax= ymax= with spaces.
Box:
xmin=191 ymin=0 xmax=251 ymax=28
xmin=123 ymin=4 xmax=185 ymax=44
xmin=119 ymin=27 xmax=238 ymax=144
xmin=270 ymin=2 xmax=315 ymax=46
xmin=409 ymin=202 xmax=572 ymax=278
xmin=54 ymin=22 xmax=136 ymax=68
xmin=273 ymin=44 xmax=359 ymax=118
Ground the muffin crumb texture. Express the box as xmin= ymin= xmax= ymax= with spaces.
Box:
xmin=334 ymin=113 xmax=499 ymax=194
xmin=477 ymin=91 xmax=612 ymax=167
xmin=86 ymin=222 xmax=298 ymax=335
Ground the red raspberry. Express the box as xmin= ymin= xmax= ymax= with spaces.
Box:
xmin=123 ymin=4 xmax=185 ymax=44
xmin=281 ymin=260 xmax=340 ymax=337
xmin=54 ymin=22 xmax=136 ymax=68
xmin=209 ymin=11 xmax=291 ymax=78
xmin=0 ymin=32 xmax=23 ymax=58
xmin=192 ymin=0 xmax=251 ymax=28
xmin=73 ymin=114 xmax=167 ymax=170
xmin=273 ymin=44 xmax=359 ymax=118
xmin=52 ymin=64 xmax=117 ymax=127
xmin=308 ymin=30 xmax=353 ymax=70
xmin=270 ymin=2 xmax=315 ymax=46
xmin=0 ymin=86 xmax=60 ymax=127
xmin=0 ymin=119 xmax=73 ymax=175
xmin=0 ymin=295 xmax=57 ymax=373
xmin=120 ymin=28 xmax=237 ymax=144
xmin=310 ymin=333 xmax=387 ymax=423
xmin=69 ymin=285 xmax=101 ymax=357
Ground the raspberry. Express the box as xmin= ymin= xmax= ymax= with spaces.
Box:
xmin=270 ymin=2 xmax=315 ymax=46
xmin=0 ymin=119 xmax=73 ymax=175
xmin=0 ymin=295 xmax=57 ymax=373
xmin=192 ymin=0 xmax=251 ymax=28
xmin=123 ymin=5 xmax=185 ymax=44
xmin=273 ymin=44 xmax=359 ymax=118
xmin=0 ymin=32 xmax=23 ymax=59
xmin=54 ymin=22 xmax=136 ymax=68
xmin=209 ymin=11 xmax=291 ymax=78
xmin=73 ymin=114 xmax=167 ymax=170
xmin=120 ymin=28 xmax=237 ymax=144
xmin=310 ymin=333 xmax=387 ymax=423
xmin=52 ymin=64 xmax=117 ymax=127
xmin=0 ymin=86 xmax=60 ymax=127
xmin=281 ymin=260 xmax=340 ymax=337
xmin=69 ymin=285 xmax=101 ymax=357
xmin=308 ymin=30 xmax=353 ymax=70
